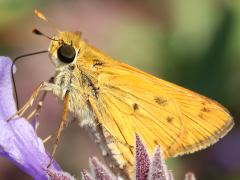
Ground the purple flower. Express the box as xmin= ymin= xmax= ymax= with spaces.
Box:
xmin=46 ymin=169 xmax=75 ymax=180
xmin=135 ymin=135 xmax=172 ymax=180
xmin=0 ymin=57 xmax=71 ymax=180
xmin=82 ymin=134 xmax=196 ymax=180
xmin=135 ymin=134 xmax=150 ymax=180
xmin=84 ymin=157 xmax=117 ymax=180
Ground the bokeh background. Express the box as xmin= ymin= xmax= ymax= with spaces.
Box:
xmin=0 ymin=0 xmax=239 ymax=179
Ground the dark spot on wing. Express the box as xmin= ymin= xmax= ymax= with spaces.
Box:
xmin=133 ymin=103 xmax=139 ymax=111
xmin=154 ymin=96 xmax=167 ymax=106
xmin=201 ymin=107 xmax=210 ymax=112
xmin=93 ymin=59 xmax=104 ymax=67
xmin=153 ymin=139 xmax=158 ymax=145
xmin=166 ymin=116 xmax=174 ymax=123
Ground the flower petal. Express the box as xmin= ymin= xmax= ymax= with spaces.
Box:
xmin=46 ymin=169 xmax=76 ymax=180
xmin=148 ymin=146 xmax=171 ymax=180
xmin=90 ymin=157 xmax=116 ymax=180
xmin=0 ymin=57 xmax=60 ymax=179
xmin=135 ymin=134 xmax=150 ymax=180
xmin=81 ymin=169 xmax=94 ymax=180
xmin=0 ymin=56 xmax=17 ymax=118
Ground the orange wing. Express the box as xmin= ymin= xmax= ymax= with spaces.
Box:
xmin=81 ymin=48 xmax=233 ymax=176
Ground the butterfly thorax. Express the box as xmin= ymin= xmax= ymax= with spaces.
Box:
xmin=48 ymin=31 xmax=99 ymax=127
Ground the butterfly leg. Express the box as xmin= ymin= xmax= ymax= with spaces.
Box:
xmin=25 ymin=77 xmax=54 ymax=121
xmin=7 ymin=82 xmax=44 ymax=122
xmin=48 ymin=90 xmax=70 ymax=168
xmin=25 ymin=91 xmax=48 ymax=121
xmin=7 ymin=77 xmax=56 ymax=122
xmin=43 ymin=133 xmax=54 ymax=144
xmin=43 ymin=118 xmax=77 ymax=144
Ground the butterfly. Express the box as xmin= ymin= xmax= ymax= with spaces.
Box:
xmin=15 ymin=10 xmax=234 ymax=179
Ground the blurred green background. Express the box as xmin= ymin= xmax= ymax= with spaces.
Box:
xmin=0 ymin=0 xmax=239 ymax=179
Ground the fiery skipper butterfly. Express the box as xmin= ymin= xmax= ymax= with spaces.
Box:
xmin=14 ymin=10 xmax=234 ymax=179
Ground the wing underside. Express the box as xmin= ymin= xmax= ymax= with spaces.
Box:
xmin=86 ymin=60 xmax=233 ymax=176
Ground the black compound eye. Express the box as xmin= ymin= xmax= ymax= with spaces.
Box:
xmin=57 ymin=45 xmax=76 ymax=63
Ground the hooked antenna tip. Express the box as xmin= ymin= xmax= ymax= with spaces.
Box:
xmin=34 ymin=9 xmax=48 ymax=21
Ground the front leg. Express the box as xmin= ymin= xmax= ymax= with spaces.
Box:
xmin=7 ymin=81 xmax=61 ymax=121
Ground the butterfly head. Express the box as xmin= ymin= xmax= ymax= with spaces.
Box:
xmin=33 ymin=10 xmax=85 ymax=68
xmin=48 ymin=31 xmax=85 ymax=68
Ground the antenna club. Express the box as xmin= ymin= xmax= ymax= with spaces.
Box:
xmin=32 ymin=28 xmax=61 ymax=42
xmin=32 ymin=28 xmax=43 ymax=35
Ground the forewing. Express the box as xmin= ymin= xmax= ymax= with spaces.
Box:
xmin=83 ymin=56 xmax=233 ymax=175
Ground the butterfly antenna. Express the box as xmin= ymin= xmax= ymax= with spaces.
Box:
xmin=32 ymin=28 xmax=63 ymax=43
xmin=12 ymin=50 xmax=48 ymax=110
xmin=12 ymin=10 xmax=59 ymax=110
xmin=34 ymin=9 xmax=60 ymax=32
